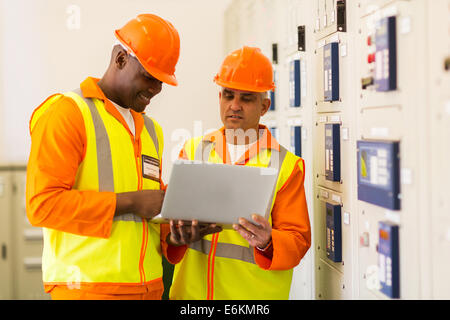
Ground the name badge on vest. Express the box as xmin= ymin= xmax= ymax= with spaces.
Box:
xmin=142 ymin=155 xmax=160 ymax=182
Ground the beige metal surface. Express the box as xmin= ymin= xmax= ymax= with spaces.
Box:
xmin=0 ymin=169 xmax=13 ymax=299
xmin=428 ymin=0 xmax=450 ymax=299
xmin=0 ymin=166 xmax=49 ymax=300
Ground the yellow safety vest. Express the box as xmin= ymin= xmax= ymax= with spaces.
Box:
xmin=30 ymin=88 xmax=164 ymax=289
xmin=169 ymin=135 xmax=303 ymax=300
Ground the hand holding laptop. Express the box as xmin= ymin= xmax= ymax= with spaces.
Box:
xmin=166 ymin=219 xmax=223 ymax=246
xmin=233 ymin=214 xmax=272 ymax=251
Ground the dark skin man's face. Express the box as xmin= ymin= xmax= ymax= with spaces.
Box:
xmin=115 ymin=50 xmax=162 ymax=113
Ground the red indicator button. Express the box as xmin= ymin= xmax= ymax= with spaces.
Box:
xmin=367 ymin=53 xmax=375 ymax=63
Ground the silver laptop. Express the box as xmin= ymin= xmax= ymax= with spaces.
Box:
xmin=152 ymin=160 xmax=278 ymax=228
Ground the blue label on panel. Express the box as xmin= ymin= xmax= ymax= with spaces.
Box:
xmin=324 ymin=42 xmax=339 ymax=101
xmin=378 ymin=221 xmax=400 ymax=298
xmin=290 ymin=126 xmax=302 ymax=157
xmin=270 ymin=91 xmax=275 ymax=111
xmin=357 ymin=140 xmax=400 ymax=210
xmin=270 ymin=70 xmax=276 ymax=111
xmin=325 ymin=123 xmax=341 ymax=182
xmin=326 ymin=202 xmax=342 ymax=262
xmin=375 ymin=16 xmax=397 ymax=91
xmin=289 ymin=60 xmax=301 ymax=107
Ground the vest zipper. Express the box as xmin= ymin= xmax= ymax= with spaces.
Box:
xmin=135 ymin=151 xmax=148 ymax=286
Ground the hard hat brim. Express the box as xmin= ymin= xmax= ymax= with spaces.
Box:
xmin=115 ymin=31 xmax=178 ymax=86
xmin=139 ymin=59 xmax=178 ymax=86
xmin=214 ymin=76 xmax=275 ymax=93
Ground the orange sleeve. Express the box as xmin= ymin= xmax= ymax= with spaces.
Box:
xmin=26 ymin=96 xmax=116 ymax=238
xmin=160 ymin=224 xmax=188 ymax=264
xmin=254 ymin=158 xmax=311 ymax=270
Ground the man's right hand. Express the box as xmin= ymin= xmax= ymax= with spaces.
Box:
xmin=115 ymin=190 xmax=165 ymax=220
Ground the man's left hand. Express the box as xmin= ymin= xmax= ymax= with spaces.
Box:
xmin=167 ymin=220 xmax=222 ymax=246
xmin=233 ymin=214 xmax=272 ymax=249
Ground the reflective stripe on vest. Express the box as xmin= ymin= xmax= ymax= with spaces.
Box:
xmin=71 ymin=88 xmax=115 ymax=192
xmin=189 ymin=237 xmax=256 ymax=264
xmin=36 ymin=89 xmax=164 ymax=287
xmin=189 ymin=140 xmax=287 ymax=264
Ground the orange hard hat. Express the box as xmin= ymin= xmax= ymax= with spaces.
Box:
xmin=115 ymin=14 xmax=180 ymax=86
xmin=214 ymin=46 xmax=275 ymax=92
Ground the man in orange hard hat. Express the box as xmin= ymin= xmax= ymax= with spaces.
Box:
xmin=26 ymin=14 xmax=220 ymax=300
xmin=168 ymin=46 xmax=311 ymax=299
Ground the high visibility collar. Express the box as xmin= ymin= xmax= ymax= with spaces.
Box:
xmin=80 ymin=77 xmax=144 ymax=139
xmin=202 ymin=124 xmax=280 ymax=165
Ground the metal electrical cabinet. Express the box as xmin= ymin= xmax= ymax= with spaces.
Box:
xmin=314 ymin=185 xmax=352 ymax=299
xmin=312 ymin=0 xmax=357 ymax=300
xmin=0 ymin=166 xmax=48 ymax=300
xmin=11 ymin=168 xmax=48 ymax=299
xmin=224 ymin=0 xmax=448 ymax=300
xmin=355 ymin=0 xmax=433 ymax=299
xmin=281 ymin=0 xmax=316 ymax=300
xmin=0 ymin=168 xmax=13 ymax=299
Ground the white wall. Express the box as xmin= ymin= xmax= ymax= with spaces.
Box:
xmin=0 ymin=0 xmax=230 ymax=181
